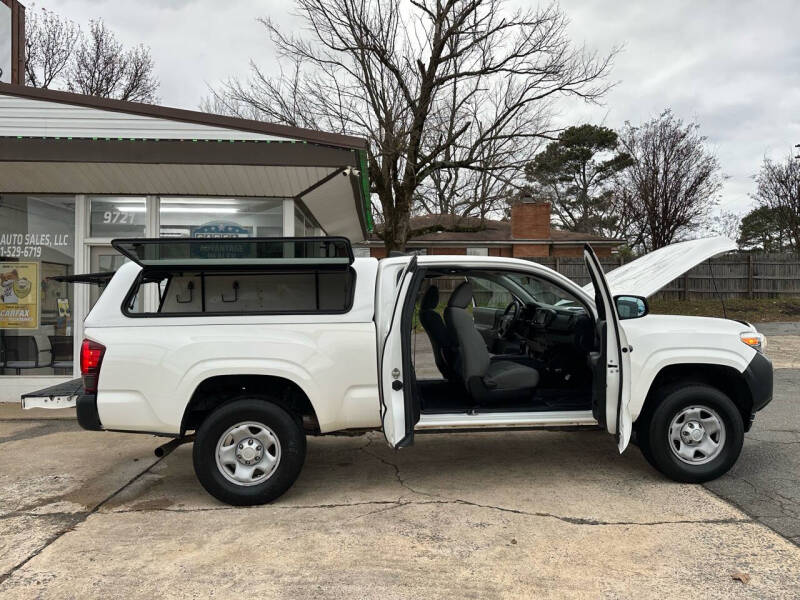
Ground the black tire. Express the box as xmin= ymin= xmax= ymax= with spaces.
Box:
xmin=638 ymin=383 xmax=744 ymax=483
xmin=193 ymin=398 xmax=306 ymax=506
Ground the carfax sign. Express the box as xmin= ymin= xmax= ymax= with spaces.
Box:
xmin=0 ymin=261 xmax=40 ymax=329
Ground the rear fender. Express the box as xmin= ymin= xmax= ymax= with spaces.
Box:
xmin=175 ymin=360 xmax=320 ymax=432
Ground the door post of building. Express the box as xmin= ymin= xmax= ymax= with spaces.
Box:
xmin=72 ymin=195 xmax=88 ymax=378
xmin=282 ymin=198 xmax=295 ymax=257
xmin=144 ymin=196 xmax=160 ymax=312
xmin=282 ymin=199 xmax=295 ymax=236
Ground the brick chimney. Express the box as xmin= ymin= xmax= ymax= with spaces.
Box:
xmin=511 ymin=199 xmax=551 ymax=239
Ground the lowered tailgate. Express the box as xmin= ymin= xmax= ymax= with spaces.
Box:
xmin=21 ymin=378 xmax=84 ymax=410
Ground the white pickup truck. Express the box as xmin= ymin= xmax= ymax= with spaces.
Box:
xmin=24 ymin=236 xmax=773 ymax=506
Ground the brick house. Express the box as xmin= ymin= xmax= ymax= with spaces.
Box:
xmin=357 ymin=200 xmax=621 ymax=258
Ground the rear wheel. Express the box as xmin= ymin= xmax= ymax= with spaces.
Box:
xmin=193 ymin=398 xmax=306 ymax=505
xmin=638 ymin=383 xmax=743 ymax=483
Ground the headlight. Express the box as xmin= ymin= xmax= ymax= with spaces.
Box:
xmin=740 ymin=332 xmax=766 ymax=353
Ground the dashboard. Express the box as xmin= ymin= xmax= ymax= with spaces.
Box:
xmin=517 ymin=302 xmax=593 ymax=356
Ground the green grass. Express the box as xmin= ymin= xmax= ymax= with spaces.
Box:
xmin=649 ymin=298 xmax=800 ymax=322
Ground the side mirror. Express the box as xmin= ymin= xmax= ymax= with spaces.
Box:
xmin=615 ymin=295 xmax=648 ymax=320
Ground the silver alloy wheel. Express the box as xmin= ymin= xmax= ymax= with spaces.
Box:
xmin=215 ymin=421 xmax=281 ymax=486
xmin=668 ymin=405 xmax=726 ymax=465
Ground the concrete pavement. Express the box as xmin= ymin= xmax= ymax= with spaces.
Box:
xmin=1 ymin=322 xmax=797 ymax=598
xmin=1 ymin=405 xmax=799 ymax=598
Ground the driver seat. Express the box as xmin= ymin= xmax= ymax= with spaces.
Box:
xmin=444 ymin=282 xmax=540 ymax=404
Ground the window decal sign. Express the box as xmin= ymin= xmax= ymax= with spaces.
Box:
xmin=192 ymin=221 xmax=251 ymax=238
xmin=0 ymin=261 xmax=40 ymax=329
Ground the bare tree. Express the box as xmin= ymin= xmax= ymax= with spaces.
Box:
xmin=67 ymin=20 xmax=159 ymax=102
xmin=614 ymin=110 xmax=723 ymax=251
xmin=416 ymin=78 xmax=550 ymax=222
xmin=751 ymin=153 xmax=800 ymax=253
xmin=24 ymin=6 xmax=81 ymax=89
xmin=710 ymin=209 xmax=741 ymax=241
xmin=206 ymin=0 xmax=615 ymax=250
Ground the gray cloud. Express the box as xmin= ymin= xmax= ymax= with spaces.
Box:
xmin=554 ymin=0 xmax=800 ymax=215
xmin=41 ymin=0 xmax=800 ymax=215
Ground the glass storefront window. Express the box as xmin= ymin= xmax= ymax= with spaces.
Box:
xmin=89 ymin=246 xmax=131 ymax=309
xmin=89 ymin=196 xmax=147 ymax=238
xmin=295 ymin=205 xmax=322 ymax=237
xmin=159 ymin=197 xmax=283 ymax=238
xmin=0 ymin=195 xmax=76 ymax=376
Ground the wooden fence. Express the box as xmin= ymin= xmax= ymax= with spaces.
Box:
xmin=524 ymin=253 xmax=800 ymax=299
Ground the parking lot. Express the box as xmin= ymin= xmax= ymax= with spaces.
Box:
xmin=1 ymin=325 xmax=799 ymax=598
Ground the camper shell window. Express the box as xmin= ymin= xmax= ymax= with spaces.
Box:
xmin=115 ymin=236 xmax=357 ymax=316
xmin=123 ymin=268 xmax=355 ymax=316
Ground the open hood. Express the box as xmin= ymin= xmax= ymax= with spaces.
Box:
xmin=583 ymin=236 xmax=738 ymax=298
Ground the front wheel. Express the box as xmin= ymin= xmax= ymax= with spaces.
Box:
xmin=638 ymin=384 xmax=744 ymax=483
xmin=193 ymin=398 xmax=306 ymax=505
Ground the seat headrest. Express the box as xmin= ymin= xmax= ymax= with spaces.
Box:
xmin=421 ymin=285 xmax=439 ymax=310
xmin=448 ymin=281 xmax=473 ymax=309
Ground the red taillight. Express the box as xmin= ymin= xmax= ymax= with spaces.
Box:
xmin=80 ymin=339 xmax=106 ymax=393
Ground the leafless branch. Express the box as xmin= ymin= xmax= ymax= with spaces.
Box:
xmin=208 ymin=0 xmax=616 ymax=249
xmin=614 ymin=110 xmax=723 ymax=251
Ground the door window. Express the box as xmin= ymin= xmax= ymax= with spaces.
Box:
xmin=89 ymin=246 xmax=130 ymax=309
xmin=468 ymin=275 xmax=513 ymax=309
xmin=505 ymin=272 xmax=584 ymax=310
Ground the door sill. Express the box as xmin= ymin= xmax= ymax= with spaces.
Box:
xmin=416 ymin=410 xmax=597 ymax=430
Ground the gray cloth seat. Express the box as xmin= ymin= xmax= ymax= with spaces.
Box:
xmin=444 ymin=282 xmax=539 ymax=403
xmin=418 ymin=285 xmax=457 ymax=380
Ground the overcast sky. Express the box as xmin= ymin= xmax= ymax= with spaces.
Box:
xmin=43 ymin=0 xmax=800 ymax=216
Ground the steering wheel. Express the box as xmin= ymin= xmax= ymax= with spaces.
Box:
xmin=497 ymin=301 xmax=520 ymax=339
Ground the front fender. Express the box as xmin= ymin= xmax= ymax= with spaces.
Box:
xmin=622 ymin=315 xmax=755 ymax=421
xmin=629 ymin=349 xmax=751 ymax=421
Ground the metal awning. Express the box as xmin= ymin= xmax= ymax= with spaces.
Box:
xmin=0 ymin=84 xmax=373 ymax=241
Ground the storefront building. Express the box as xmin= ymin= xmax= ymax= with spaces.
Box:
xmin=0 ymin=83 xmax=371 ymax=401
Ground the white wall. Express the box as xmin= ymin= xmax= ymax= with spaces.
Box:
xmin=0 ymin=94 xmax=295 ymax=141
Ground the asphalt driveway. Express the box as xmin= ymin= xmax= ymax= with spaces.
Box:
xmin=1 ymin=404 xmax=799 ymax=599
xmin=703 ymin=323 xmax=800 ymax=545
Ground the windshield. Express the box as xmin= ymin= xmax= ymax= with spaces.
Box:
xmin=505 ymin=273 xmax=585 ymax=311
